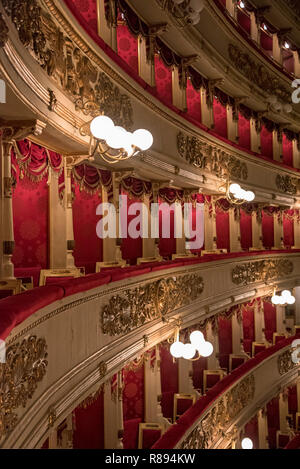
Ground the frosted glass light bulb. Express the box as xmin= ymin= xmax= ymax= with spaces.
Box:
xmin=182 ymin=343 xmax=196 ymax=360
xmin=170 ymin=341 xmax=185 ymax=358
xmin=132 ymin=129 xmax=153 ymax=151
xmin=190 ymin=330 xmax=205 ymax=346
xmin=199 ymin=341 xmax=214 ymax=357
xmin=90 ymin=116 xmax=114 ymax=140
xmin=241 ymin=438 xmax=253 ymax=449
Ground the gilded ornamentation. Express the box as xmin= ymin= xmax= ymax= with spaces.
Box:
xmin=0 ymin=12 xmax=8 ymax=47
xmin=232 ymin=259 xmax=293 ymax=286
xmin=1 ymin=0 xmax=133 ymax=128
xmin=0 ymin=336 xmax=48 ymax=440
xmin=276 ymin=174 xmax=298 ymax=195
xmin=99 ymin=361 xmax=107 ymax=380
xmin=177 ymin=132 xmax=248 ymax=180
xmin=101 ymin=274 xmax=204 ymax=336
xmin=228 ymin=44 xmax=291 ymax=102
xmin=181 ymin=374 xmax=255 ymax=449
xmin=278 ymin=350 xmax=297 ymax=375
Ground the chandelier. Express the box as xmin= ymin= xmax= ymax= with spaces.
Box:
xmin=170 ymin=327 xmax=214 ymax=361
xmin=84 ymin=115 xmax=153 ymax=164
xmin=271 ymin=289 xmax=295 ymax=306
xmin=225 ymin=181 xmax=255 ymax=205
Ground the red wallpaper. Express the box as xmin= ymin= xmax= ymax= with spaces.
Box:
xmin=12 ymin=175 xmax=49 ymax=269
xmin=218 ymin=317 xmax=232 ymax=370
xmin=260 ymin=125 xmax=273 ymax=159
xmin=263 ymin=301 xmax=276 ymax=343
xmin=240 ymin=209 xmax=252 ymax=250
xmin=123 ymin=366 xmax=145 ymax=421
xmin=155 ymin=56 xmax=173 ymax=106
xmin=121 ymin=192 xmax=143 ymax=265
xmin=283 ymin=211 xmax=294 ymax=247
xmin=282 ymin=134 xmax=293 ymax=167
xmin=117 ymin=24 xmax=139 ymax=75
xmin=262 ymin=211 xmax=274 ymax=249
xmin=73 ymin=186 xmax=102 ymax=271
xmin=238 ymin=113 xmax=251 ymax=150
xmin=242 ymin=306 xmax=255 ymax=354
xmin=186 ymin=79 xmax=201 ymax=123
xmin=73 ymin=389 xmax=104 ymax=449
xmin=213 ymin=98 xmax=227 ymax=139
xmin=68 ymin=0 xmax=98 ymax=34
xmin=216 ymin=208 xmax=230 ymax=251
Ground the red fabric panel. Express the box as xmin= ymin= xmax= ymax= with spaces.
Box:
xmin=260 ymin=125 xmax=273 ymax=159
xmin=238 ymin=113 xmax=251 ymax=150
xmin=0 ymin=285 xmax=64 ymax=339
xmin=264 ymin=301 xmax=276 ymax=343
xmin=123 ymin=366 xmax=145 ymax=421
xmin=262 ymin=211 xmax=274 ymax=248
xmin=73 ymin=390 xmax=104 ymax=449
xmin=243 ymin=306 xmax=255 ymax=354
xmin=237 ymin=10 xmax=251 ymax=35
xmin=288 ymin=385 xmax=298 ymax=416
xmin=282 ymin=134 xmax=293 ymax=167
xmin=66 ymin=0 xmax=97 ymax=33
xmin=123 ymin=418 xmax=141 ymax=450
xmin=14 ymin=267 xmax=41 ymax=287
xmin=160 ymin=345 xmax=178 ymax=419
xmin=121 ymin=193 xmax=143 ymax=265
xmin=155 ymin=56 xmax=172 ymax=106
xmin=285 ymin=434 xmax=300 ymax=449
xmin=213 ymin=98 xmax=227 ymax=139
xmin=12 ymin=175 xmax=49 ymax=269
xmin=267 ymin=397 xmax=280 ymax=449
xmin=261 ymin=31 xmax=273 ymax=51
xmin=253 ymin=343 xmax=266 ymax=356
xmin=142 ymin=429 xmax=162 ymax=449
xmin=73 ymin=186 xmax=102 ymax=271
xmin=218 ymin=317 xmax=232 ymax=370
xmin=186 ymin=79 xmax=201 ymax=123
xmin=231 ymin=356 xmax=246 ymax=371
xmin=283 ymin=212 xmax=294 ymax=248
xmin=240 ymin=209 xmax=252 ymax=250
xmin=117 ymin=24 xmax=138 ymax=75
xmin=216 ymin=209 xmax=230 ymax=250
xmin=159 ymin=202 xmax=176 ymax=259
xmin=244 ymin=415 xmax=259 ymax=449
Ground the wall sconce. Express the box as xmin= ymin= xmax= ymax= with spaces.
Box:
xmin=221 ymin=181 xmax=255 ymax=205
xmin=170 ymin=325 xmax=214 ymax=360
xmin=271 ymin=289 xmax=295 ymax=306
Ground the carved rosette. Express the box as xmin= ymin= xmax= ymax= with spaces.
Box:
xmin=177 ymin=132 xmax=248 ymax=180
xmin=0 ymin=336 xmax=48 ymax=440
xmin=232 ymin=259 xmax=293 ymax=286
xmin=101 ymin=274 xmax=204 ymax=336
xmin=278 ymin=350 xmax=297 ymax=375
xmin=276 ymin=175 xmax=298 ymax=195
xmin=180 ymin=374 xmax=255 ymax=449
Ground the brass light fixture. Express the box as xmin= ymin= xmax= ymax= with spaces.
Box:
xmin=169 ymin=322 xmax=214 ymax=361
xmin=222 ymin=180 xmax=255 ymax=205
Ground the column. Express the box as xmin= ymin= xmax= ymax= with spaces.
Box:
xmin=273 ymin=33 xmax=283 ymax=65
xmin=229 ymin=207 xmax=241 ymax=253
xmin=258 ymin=408 xmax=269 ymax=449
xmin=49 ymin=167 xmax=68 ymax=269
xmin=97 ymin=0 xmax=117 ymax=51
xmin=206 ymin=321 xmax=220 ymax=369
xmin=155 ymin=345 xmax=166 ymax=426
xmin=138 ymin=35 xmax=155 ymax=86
xmin=292 ymin=139 xmax=300 ymax=169
xmin=279 ymin=390 xmax=289 ymax=433
xmin=142 ymin=193 xmax=156 ymax=259
xmin=175 ymin=202 xmax=186 ymax=255
xmin=250 ymin=12 xmax=260 ymax=43
xmin=178 ymin=359 xmax=194 ymax=394
xmin=227 ymin=104 xmax=238 ymax=144
xmin=101 ymin=186 xmax=116 ymax=263
xmin=117 ymin=371 xmax=124 ymax=449
xmin=144 ymin=351 xmax=160 ymax=422
xmin=293 ymin=213 xmax=300 ymax=249
xmin=232 ymin=310 xmax=245 ymax=354
xmin=273 ymin=129 xmax=283 ymax=163
xmin=294 ymin=287 xmax=300 ymax=325
xmin=276 ymin=305 xmax=286 ymax=334
xmin=203 ymin=200 xmax=217 ymax=252
xmin=273 ymin=210 xmax=284 ymax=250
xmin=200 ymin=86 xmax=214 ymax=129
xmin=226 ymin=0 xmax=237 ymax=18
xmin=172 ymin=65 xmax=187 ymax=112
xmin=293 ymin=50 xmax=300 ymax=78
xmin=251 ymin=209 xmax=263 ymax=250
xmin=254 ymin=301 xmax=264 ymax=342
xmin=104 ymin=379 xmax=121 ymax=449
xmin=113 ymin=173 xmax=123 ymax=263
xmin=48 ymin=430 xmax=58 ymax=450
xmin=250 ymin=117 xmax=261 ymax=153
xmin=65 ymin=165 xmax=76 ymax=268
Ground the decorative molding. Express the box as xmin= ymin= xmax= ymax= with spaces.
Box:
xmin=1 ymin=0 xmax=133 ymax=129
xmin=276 ymin=174 xmax=298 ymax=195
xmin=228 ymin=44 xmax=290 ymax=102
xmin=0 ymin=11 xmax=8 ymax=47
xmin=101 ymin=273 xmax=204 ymax=336
xmin=0 ymin=336 xmax=48 ymax=440
xmin=177 ymin=132 xmax=248 ymax=180
xmin=99 ymin=361 xmax=107 ymax=380
xmin=180 ymin=374 xmax=255 ymax=449
xmin=232 ymin=259 xmax=294 ymax=286
xmin=278 ymin=349 xmax=296 ymax=375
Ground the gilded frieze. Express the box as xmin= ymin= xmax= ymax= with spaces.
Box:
xmin=276 ymin=174 xmax=298 ymax=195
xmin=278 ymin=349 xmax=297 ymax=376
xmin=177 ymin=132 xmax=248 ymax=180
xmin=101 ymin=274 xmax=204 ymax=336
xmin=232 ymin=259 xmax=293 ymax=286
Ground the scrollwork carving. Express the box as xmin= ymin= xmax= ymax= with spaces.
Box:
xmin=276 ymin=174 xmax=298 ymax=195
xmin=0 ymin=12 xmax=8 ymax=47
xmin=232 ymin=259 xmax=293 ymax=286
xmin=278 ymin=349 xmax=296 ymax=375
xmin=101 ymin=274 xmax=204 ymax=336
xmin=0 ymin=336 xmax=48 ymax=440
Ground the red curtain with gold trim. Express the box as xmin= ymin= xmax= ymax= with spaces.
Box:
xmin=186 ymin=79 xmax=201 ymax=123
xmin=213 ymin=98 xmax=228 ymax=139
xmin=244 ymin=416 xmax=259 ymax=449
xmin=282 ymin=134 xmax=293 ymax=167
xmin=262 ymin=210 xmax=274 ymax=249
xmin=216 ymin=203 xmax=230 ymax=251
xmin=267 ymin=397 xmax=280 ymax=449
xmin=240 ymin=209 xmax=252 ymax=250
xmin=263 ymin=301 xmax=276 ymax=343
xmin=242 ymin=305 xmax=255 ymax=354
xmin=260 ymin=125 xmax=273 ymax=159
xmin=73 ymin=388 xmax=104 ymax=449
xmin=218 ymin=317 xmax=232 ymax=370
xmin=160 ymin=344 xmax=178 ymax=420
xmin=121 ymin=191 xmax=143 ymax=265
xmin=283 ymin=210 xmax=295 ymax=247
xmin=155 ymin=56 xmax=173 ymax=106
xmin=238 ymin=113 xmax=251 ymax=150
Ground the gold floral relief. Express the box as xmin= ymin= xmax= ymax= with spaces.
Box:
xmin=276 ymin=175 xmax=298 ymax=195
xmin=232 ymin=259 xmax=293 ymax=286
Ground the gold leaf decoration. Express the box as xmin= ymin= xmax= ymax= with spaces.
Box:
xmin=276 ymin=174 xmax=298 ymax=195
xmin=0 ymin=12 xmax=9 ymax=48
xmin=101 ymin=274 xmax=204 ymax=336
xmin=278 ymin=349 xmax=297 ymax=375
xmin=232 ymin=259 xmax=293 ymax=286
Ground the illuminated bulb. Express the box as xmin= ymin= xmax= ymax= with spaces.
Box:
xmin=229 ymin=183 xmax=241 ymax=195
xmin=182 ymin=343 xmax=197 ymax=360
xmin=90 ymin=116 xmax=114 ymax=140
xmin=263 ymin=24 xmax=268 ymax=31
xmin=132 ymin=129 xmax=154 ymax=151
xmin=241 ymin=438 xmax=253 ymax=449
xmin=190 ymin=330 xmax=205 ymax=346
xmin=287 ymin=296 xmax=296 ymax=305
xmin=170 ymin=341 xmax=185 ymax=359
xmin=240 ymin=1 xmax=245 ymax=8
xmin=244 ymin=191 xmax=255 ymax=202
xmin=284 ymin=42 xmax=290 ymax=49
xmin=198 ymin=341 xmax=214 ymax=357
xmin=271 ymin=295 xmax=280 ymax=305
xmin=278 ymin=296 xmax=286 ymax=305
xmin=189 ymin=0 xmax=204 ymax=12
xmin=282 ymin=290 xmax=292 ymax=299
xmin=236 ymin=188 xmax=246 ymax=200
xmin=106 ymin=126 xmax=126 ymax=149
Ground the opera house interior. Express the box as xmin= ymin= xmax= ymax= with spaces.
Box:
xmin=2 ymin=0 xmax=300 ymax=452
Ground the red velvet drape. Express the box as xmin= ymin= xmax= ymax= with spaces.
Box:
xmin=160 ymin=344 xmax=178 ymax=420
xmin=267 ymin=397 xmax=280 ymax=449
xmin=73 ymin=186 xmax=102 ymax=273
xmin=155 ymin=56 xmax=173 ymax=106
xmin=120 ymin=192 xmax=143 ymax=265
xmin=240 ymin=209 xmax=252 ymax=250
xmin=213 ymin=98 xmax=228 ymax=139
xmin=186 ymin=79 xmax=201 ymax=123
xmin=260 ymin=125 xmax=273 ymax=159
xmin=238 ymin=113 xmax=251 ymax=150
xmin=117 ymin=22 xmax=139 ymax=75
xmin=73 ymin=389 xmax=105 ymax=449
xmin=218 ymin=317 xmax=232 ymax=370
xmin=282 ymin=134 xmax=293 ymax=167
xmin=263 ymin=301 xmax=276 ymax=343
xmin=244 ymin=416 xmax=259 ymax=449
xmin=12 ymin=175 xmax=49 ymax=269
xmin=262 ymin=210 xmax=274 ymax=249
xmin=216 ymin=206 xmax=230 ymax=251
xmin=283 ymin=210 xmax=295 ymax=248
xmin=242 ymin=305 xmax=255 ymax=354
